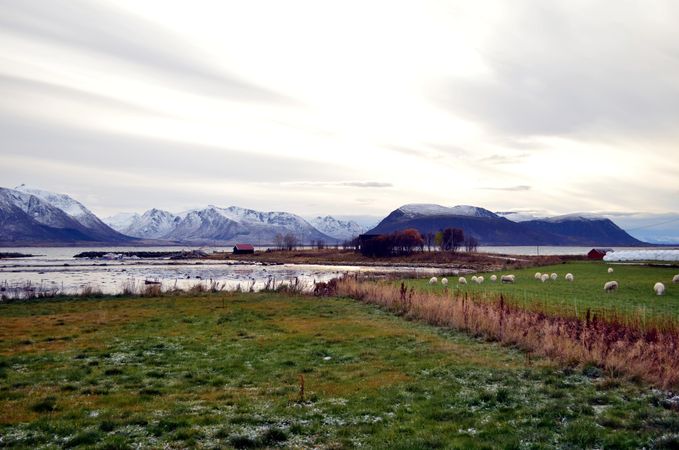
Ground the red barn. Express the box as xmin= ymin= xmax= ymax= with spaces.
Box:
xmin=233 ymin=243 xmax=255 ymax=255
xmin=587 ymin=248 xmax=612 ymax=260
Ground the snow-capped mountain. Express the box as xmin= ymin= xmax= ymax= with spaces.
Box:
xmin=14 ymin=185 xmax=130 ymax=242
xmin=104 ymin=205 xmax=343 ymax=244
xmin=495 ymin=211 xmax=542 ymax=222
xmin=309 ymin=216 xmax=367 ymax=240
xmin=110 ymin=205 xmax=337 ymax=244
xmin=0 ymin=187 xmax=132 ymax=244
xmin=398 ymin=203 xmax=499 ymax=219
xmin=106 ymin=209 xmax=180 ymax=239
xmin=368 ymin=203 xmax=644 ymax=246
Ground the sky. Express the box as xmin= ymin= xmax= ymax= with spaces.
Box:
xmin=1 ymin=0 xmax=679 ymax=231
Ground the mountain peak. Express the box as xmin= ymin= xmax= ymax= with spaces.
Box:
xmin=397 ymin=203 xmax=499 ymax=219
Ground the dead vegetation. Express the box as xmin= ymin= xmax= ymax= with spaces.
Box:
xmin=334 ymin=277 xmax=679 ymax=389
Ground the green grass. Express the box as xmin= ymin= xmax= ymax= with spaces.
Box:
xmin=408 ymin=261 xmax=679 ymax=323
xmin=1 ymin=292 xmax=679 ymax=448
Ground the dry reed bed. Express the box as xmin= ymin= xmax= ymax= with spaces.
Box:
xmin=335 ymin=278 xmax=679 ymax=390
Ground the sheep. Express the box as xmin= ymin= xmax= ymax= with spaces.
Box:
xmin=501 ymin=274 xmax=515 ymax=284
xmin=604 ymin=281 xmax=618 ymax=293
xmin=540 ymin=273 xmax=549 ymax=283
xmin=565 ymin=273 xmax=574 ymax=282
xmin=654 ymin=282 xmax=665 ymax=296
xmin=476 ymin=276 xmax=485 ymax=284
xmin=429 ymin=277 xmax=438 ymax=285
xmin=471 ymin=275 xmax=478 ymax=283
xmin=550 ymin=273 xmax=558 ymax=281
xmin=458 ymin=276 xmax=467 ymax=285
xmin=673 ymin=274 xmax=679 ymax=284
xmin=490 ymin=275 xmax=497 ymax=282
xmin=608 ymin=267 xmax=614 ymax=274
xmin=441 ymin=278 xmax=448 ymax=286
xmin=534 ymin=272 xmax=542 ymax=280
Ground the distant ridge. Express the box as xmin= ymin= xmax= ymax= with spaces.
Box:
xmin=0 ymin=186 xmax=134 ymax=245
xmin=368 ymin=204 xmax=645 ymax=246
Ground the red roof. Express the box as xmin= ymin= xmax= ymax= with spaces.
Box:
xmin=234 ymin=244 xmax=255 ymax=250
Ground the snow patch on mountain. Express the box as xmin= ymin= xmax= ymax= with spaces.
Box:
xmin=15 ymin=185 xmax=110 ymax=230
xmin=108 ymin=209 xmax=180 ymax=239
xmin=543 ymin=213 xmax=607 ymax=223
xmin=398 ymin=203 xmax=498 ymax=219
xmin=310 ymin=216 xmax=366 ymax=240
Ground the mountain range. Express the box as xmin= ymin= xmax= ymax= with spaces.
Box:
xmin=367 ymin=204 xmax=644 ymax=246
xmin=0 ymin=186 xmax=133 ymax=245
xmin=0 ymin=186 xmax=659 ymax=246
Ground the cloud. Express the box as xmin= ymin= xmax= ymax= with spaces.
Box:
xmin=0 ymin=0 xmax=294 ymax=104
xmin=480 ymin=185 xmax=531 ymax=191
xmin=434 ymin=2 xmax=679 ymax=138
xmin=479 ymin=154 xmax=529 ymax=165
xmin=283 ymin=181 xmax=393 ymax=188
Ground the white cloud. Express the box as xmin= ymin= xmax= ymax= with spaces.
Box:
xmin=0 ymin=0 xmax=677 ymax=221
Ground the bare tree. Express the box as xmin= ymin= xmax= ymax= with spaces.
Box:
xmin=283 ymin=233 xmax=299 ymax=251
xmin=464 ymin=235 xmax=479 ymax=252
xmin=274 ymin=233 xmax=284 ymax=250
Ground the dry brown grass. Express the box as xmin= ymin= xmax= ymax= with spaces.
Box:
xmin=335 ymin=278 xmax=679 ymax=389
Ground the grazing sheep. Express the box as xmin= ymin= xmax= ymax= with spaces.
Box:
xmin=608 ymin=267 xmax=614 ymax=274
xmin=501 ymin=274 xmax=515 ymax=284
xmin=471 ymin=275 xmax=478 ymax=283
xmin=540 ymin=274 xmax=549 ymax=283
xmin=458 ymin=276 xmax=467 ymax=285
xmin=654 ymin=282 xmax=665 ymax=296
xmin=673 ymin=274 xmax=679 ymax=284
xmin=429 ymin=277 xmax=438 ymax=285
xmin=604 ymin=281 xmax=619 ymax=293
xmin=534 ymin=272 xmax=542 ymax=280
xmin=490 ymin=275 xmax=497 ymax=282
xmin=565 ymin=273 xmax=574 ymax=282
xmin=476 ymin=276 xmax=485 ymax=284
xmin=441 ymin=278 xmax=448 ymax=286
xmin=550 ymin=273 xmax=558 ymax=281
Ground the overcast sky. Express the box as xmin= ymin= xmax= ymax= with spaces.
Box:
xmin=1 ymin=0 xmax=679 ymax=222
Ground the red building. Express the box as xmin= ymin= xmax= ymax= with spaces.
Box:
xmin=587 ymin=248 xmax=612 ymax=260
xmin=233 ymin=243 xmax=255 ymax=254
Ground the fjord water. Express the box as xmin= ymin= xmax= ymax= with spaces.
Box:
xmin=1 ymin=246 xmax=674 ymax=298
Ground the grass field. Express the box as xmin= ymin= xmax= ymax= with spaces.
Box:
xmin=2 ymin=293 xmax=679 ymax=449
xmin=407 ymin=261 xmax=679 ymax=323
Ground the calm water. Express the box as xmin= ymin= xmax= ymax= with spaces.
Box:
xmin=0 ymin=246 xmax=444 ymax=298
xmin=2 ymin=245 xmax=674 ymax=299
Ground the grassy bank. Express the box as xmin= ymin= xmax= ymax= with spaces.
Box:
xmin=407 ymin=261 xmax=679 ymax=323
xmin=206 ymin=248 xmax=573 ymax=271
xmin=2 ymin=293 xmax=679 ymax=448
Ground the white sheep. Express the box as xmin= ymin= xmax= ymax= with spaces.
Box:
xmin=550 ymin=273 xmax=558 ymax=281
xmin=501 ymin=274 xmax=515 ymax=284
xmin=490 ymin=274 xmax=497 ymax=282
xmin=673 ymin=274 xmax=679 ymax=284
xmin=471 ymin=275 xmax=478 ymax=283
xmin=441 ymin=277 xmax=448 ymax=286
xmin=604 ymin=281 xmax=619 ymax=293
xmin=458 ymin=276 xmax=467 ymax=285
xmin=534 ymin=272 xmax=542 ymax=280
xmin=608 ymin=267 xmax=614 ymax=274
xmin=429 ymin=277 xmax=438 ymax=285
xmin=565 ymin=273 xmax=574 ymax=282
xmin=476 ymin=276 xmax=485 ymax=284
xmin=654 ymin=282 xmax=665 ymax=296
xmin=540 ymin=273 xmax=549 ymax=283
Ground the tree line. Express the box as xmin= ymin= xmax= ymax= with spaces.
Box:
xmin=358 ymin=228 xmax=478 ymax=257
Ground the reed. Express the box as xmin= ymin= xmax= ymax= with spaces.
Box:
xmin=335 ymin=278 xmax=679 ymax=389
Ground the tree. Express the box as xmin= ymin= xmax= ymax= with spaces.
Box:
xmin=451 ymin=228 xmax=464 ymax=253
xmin=283 ymin=233 xmax=299 ymax=251
xmin=425 ymin=232 xmax=434 ymax=252
xmin=273 ymin=233 xmax=284 ymax=250
xmin=465 ymin=235 xmax=479 ymax=252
